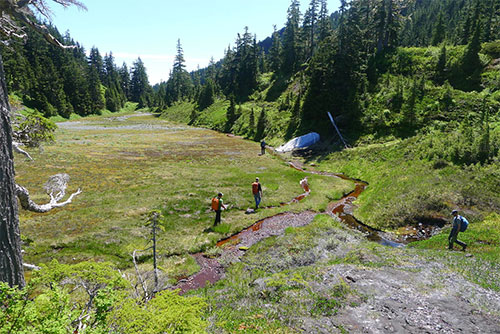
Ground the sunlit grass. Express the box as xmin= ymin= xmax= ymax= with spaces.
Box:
xmin=411 ymin=213 xmax=500 ymax=291
xmin=16 ymin=112 xmax=352 ymax=275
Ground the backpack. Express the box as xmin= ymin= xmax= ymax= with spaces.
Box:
xmin=252 ymin=182 xmax=260 ymax=195
xmin=211 ymin=197 xmax=220 ymax=211
xmin=459 ymin=216 xmax=469 ymax=232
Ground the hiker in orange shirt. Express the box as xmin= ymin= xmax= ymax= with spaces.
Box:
xmin=211 ymin=192 xmax=226 ymax=226
xmin=252 ymin=177 xmax=263 ymax=209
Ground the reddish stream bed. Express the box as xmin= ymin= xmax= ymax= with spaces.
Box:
xmin=171 ymin=161 xmax=440 ymax=294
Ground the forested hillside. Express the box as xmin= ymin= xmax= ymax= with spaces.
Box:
xmin=157 ymin=0 xmax=500 ymax=228
xmin=3 ymin=24 xmax=152 ymax=118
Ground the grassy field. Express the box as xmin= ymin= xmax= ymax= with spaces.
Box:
xmin=15 ymin=111 xmax=353 ymax=276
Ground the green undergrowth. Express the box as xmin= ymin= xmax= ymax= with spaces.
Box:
xmin=15 ymin=113 xmax=352 ymax=277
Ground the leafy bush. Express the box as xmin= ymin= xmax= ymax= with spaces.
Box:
xmin=482 ymin=40 xmax=500 ymax=58
xmin=12 ymin=110 xmax=57 ymax=147
xmin=109 ymin=290 xmax=207 ymax=334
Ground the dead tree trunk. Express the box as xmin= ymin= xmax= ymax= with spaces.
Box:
xmin=0 ymin=53 xmax=25 ymax=288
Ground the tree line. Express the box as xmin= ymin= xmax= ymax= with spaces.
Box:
xmin=2 ymin=24 xmax=153 ymax=117
xmin=3 ymin=0 xmax=498 ymax=122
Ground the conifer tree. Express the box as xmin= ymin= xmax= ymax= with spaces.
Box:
xmin=281 ymin=0 xmax=302 ymax=75
xmin=460 ymin=12 xmax=472 ymax=45
xmin=197 ymin=79 xmax=215 ymax=111
xmin=235 ymin=28 xmax=258 ymax=100
xmin=460 ymin=21 xmax=482 ymax=90
xmin=248 ymin=108 xmax=255 ymax=138
xmin=0 ymin=0 xmax=87 ymax=289
xmin=435 ymin=44 xmax=447 ymax=85
xmin=317 ymin=0 xmax=331 ymax=42
xmin=303 ymin=0 xmax=319 ymax=59
xmin=119 ymin=62 xmax=131 ymax=100
xmin=431 ymin=12 xmax=446 ymax=46
xmin=88 ymin=47 xmax=105 ymax=83
xmin=167 ymin=39 xmax=193 ymax=103
xmin=87 ymin=61 xmax=105 ymax=113
xmin=225 ymin=95 xmax=237 ymax=132
xmin=104 ymin=52 xmax=125 ymax=111
xmin=255 ymin=107 xmax=267 ymax=141
xmin=268 ymin=25 xmax=282 ymax=73
xmin=375 ymin=0 xmax=387 ymax=53
xmin=130 ymin=57 xmax=151 ymax=107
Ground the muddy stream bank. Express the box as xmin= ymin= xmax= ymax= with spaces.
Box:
xmin=171 ymin=157 xmax=444 ymax=294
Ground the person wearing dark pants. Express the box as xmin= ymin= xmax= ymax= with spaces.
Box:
xmin=211 ymin=192 xmax=226 ymax=226
xmin=448 ymin=210 xmax=467 ymax=251
xmin=252 ymin=177 xmax=263 ymax=209
xmin=260 ymin=140 xmax=266 ymax=155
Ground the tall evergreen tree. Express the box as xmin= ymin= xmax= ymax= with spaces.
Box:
xmin=435 ymin=44 xmax=447 ymax=85
xmin=268 ymin=25 xmax=282 ymax=73
xmin=460 ymin=12 xmax=472 ymax=45
xmin=460 ymin=21 xmax=482 ymax=90
xmin=255 ymin=107 xmax=267 ymax=141
xmin=197 ymin=79 xmax=215 ymax=111
xmin=104 ymin=52 xmax=125 ymax=112
xmin=281 ymin=0 xmax=302 ymax=75
xmin=119 ymin=62 xmax=131 ymax=100
xmin=0 ymin=0 xmax=87 ymax=289
xmin=431 ymin=12 xmax=446 ymax=45
xmin=234 ymin=28 xmax=258 ymax=100
xmin=88 ymin=47 xmax=105 ymax=83
xmin=303 ymin=0 xmax=319 ymax=59
xmin=130 ymin=57 xmax=151 ymax=107
xmin=317 ymin=0 xmax=331 ymax=42
xmin=167 ymin=39 xmax=193 ymax=103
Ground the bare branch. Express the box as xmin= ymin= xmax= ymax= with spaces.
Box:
xmin=12 ymin=141 xmax=33 ymax=160
xmin=15 ymin=174 xmax=82 ymax=213
xmin=23 ymin=263 xmax=41 ymax=270
xmin=1 ymin=0 xmax=87 ymax=48
xmin=132 ymin=249 xmax=149 ymax=301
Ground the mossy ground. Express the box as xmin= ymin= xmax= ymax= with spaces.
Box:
xmin=15 ymin=111 xmax=352 ymax=277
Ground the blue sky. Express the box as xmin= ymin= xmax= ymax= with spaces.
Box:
xmin=49 ymin=0 xmax=340 ymax=84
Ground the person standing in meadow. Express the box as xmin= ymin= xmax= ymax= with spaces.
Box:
xmin=211 ymin=192 xmax=226 ymax=226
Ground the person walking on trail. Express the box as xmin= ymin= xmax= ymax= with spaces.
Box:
xmin=260 ymin=140 xmax=266 ymax=155
xmin=211 ymin=192 xmax=226 ymax=226
xmin=252 ymin=177 xmax=263 ymax=209
xmin=449 ymin=209 xmax=468 ymax=251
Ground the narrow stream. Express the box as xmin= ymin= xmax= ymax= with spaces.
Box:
xmin=171 ymin=160 xmax=409 ymax=294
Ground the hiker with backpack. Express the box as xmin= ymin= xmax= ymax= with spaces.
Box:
xmin=252 ymin=177 xmax=263 ymax=209
xmin=211 ymin=192 xmax=226 ymax=226
xmin=449 ymin=209 xmax=468 ymax=251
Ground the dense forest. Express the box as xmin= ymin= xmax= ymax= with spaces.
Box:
xmin=4 ymin=0 xmax=499 ymax=126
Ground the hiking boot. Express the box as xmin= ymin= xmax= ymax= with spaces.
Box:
xmin=462 ymin=245 xmax=467 ymax=252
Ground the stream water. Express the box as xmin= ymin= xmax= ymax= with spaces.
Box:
xmin=172 ymin=160 xmax=442 ymax=294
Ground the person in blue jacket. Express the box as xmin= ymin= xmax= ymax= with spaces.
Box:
xmin=448 ymin=210 xmax=468 ymax=251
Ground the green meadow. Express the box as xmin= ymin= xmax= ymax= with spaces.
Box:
xmin=15 ymin=111 xmax=353 ymax=276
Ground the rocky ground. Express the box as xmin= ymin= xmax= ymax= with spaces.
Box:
xmin=206 ymin=216 xmax=500 ymax=333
